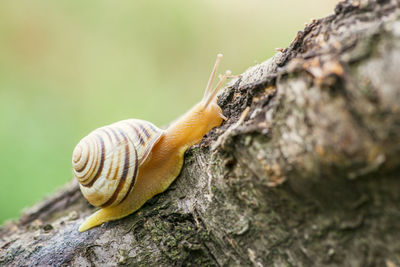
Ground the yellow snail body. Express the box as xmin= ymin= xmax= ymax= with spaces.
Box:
xmin=73 ymin=54 xmax=230 ymax=232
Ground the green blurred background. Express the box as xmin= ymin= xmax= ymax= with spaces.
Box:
xmin=0 ymin=0 xmax=337 ymax=224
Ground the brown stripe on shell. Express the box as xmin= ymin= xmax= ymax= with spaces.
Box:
xmin=109 ymin=127 xmax=121 ymax=180
xmin=81 ymin=134 xmax=105 ymax=188
xmin=128 ymin=123 xmax=145 ymax=145
xmin=113 ymin=129 xmax=134 ymax=203
xmin=139 ymin=123 xmax=151 ymax=138
xmin=103 ymin=129 xmax=116 ymax=179
xmin=79 ymin=137 xmax=99 ymax=184
xmin=76 ymin=141 xmax=89 ymax=172
xmin=120 ymin=147 xmax=138 ymax=204
xmin=100 ymin=128 xmax=131 ymax=208
xmin=147 ymin=122 xmax=158 ymax=133
xmin=110 ymin=126 xmax=121 ymax=142
xmin=117 ymin=129 xmax=131 ymax=183
xmin=97 ymin=127 xmax=121 ymax=207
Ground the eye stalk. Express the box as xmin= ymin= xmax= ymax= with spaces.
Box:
xmin=203 ymin=69 xmax=232 ymax=108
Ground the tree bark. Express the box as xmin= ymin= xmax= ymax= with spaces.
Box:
xmin=1 ymin=0 xmax=400 ymax=266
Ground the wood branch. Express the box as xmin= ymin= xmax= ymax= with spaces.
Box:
xmin=1 ymin=0 xmax=400 ymax=266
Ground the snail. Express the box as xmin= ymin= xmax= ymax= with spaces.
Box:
xmin=73 ymin=54 xmax=230 ymax=232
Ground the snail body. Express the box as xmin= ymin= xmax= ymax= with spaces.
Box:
xmin=73 ymin=54 xmax=230 ymax=232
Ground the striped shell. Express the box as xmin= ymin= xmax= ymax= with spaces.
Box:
xmin=72 ymin=119 xmax=164 ymax=208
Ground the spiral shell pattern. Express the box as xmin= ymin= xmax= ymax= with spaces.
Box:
xmin=72 ymin=119 xmax=164 ymax=208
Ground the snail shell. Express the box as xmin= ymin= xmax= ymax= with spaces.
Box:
xmin=72 ymin=119 xmax=164 ymax=208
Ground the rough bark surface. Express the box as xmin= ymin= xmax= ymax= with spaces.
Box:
xmin=1 ymin=0 xmax=400 ymax=266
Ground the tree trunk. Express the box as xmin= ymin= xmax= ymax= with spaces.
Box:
xmin=1 ymin=0 xmax=400 ymax=266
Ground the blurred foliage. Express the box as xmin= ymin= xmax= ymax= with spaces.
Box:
xmin=0 ymin=0 xmax=337 ymax=224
